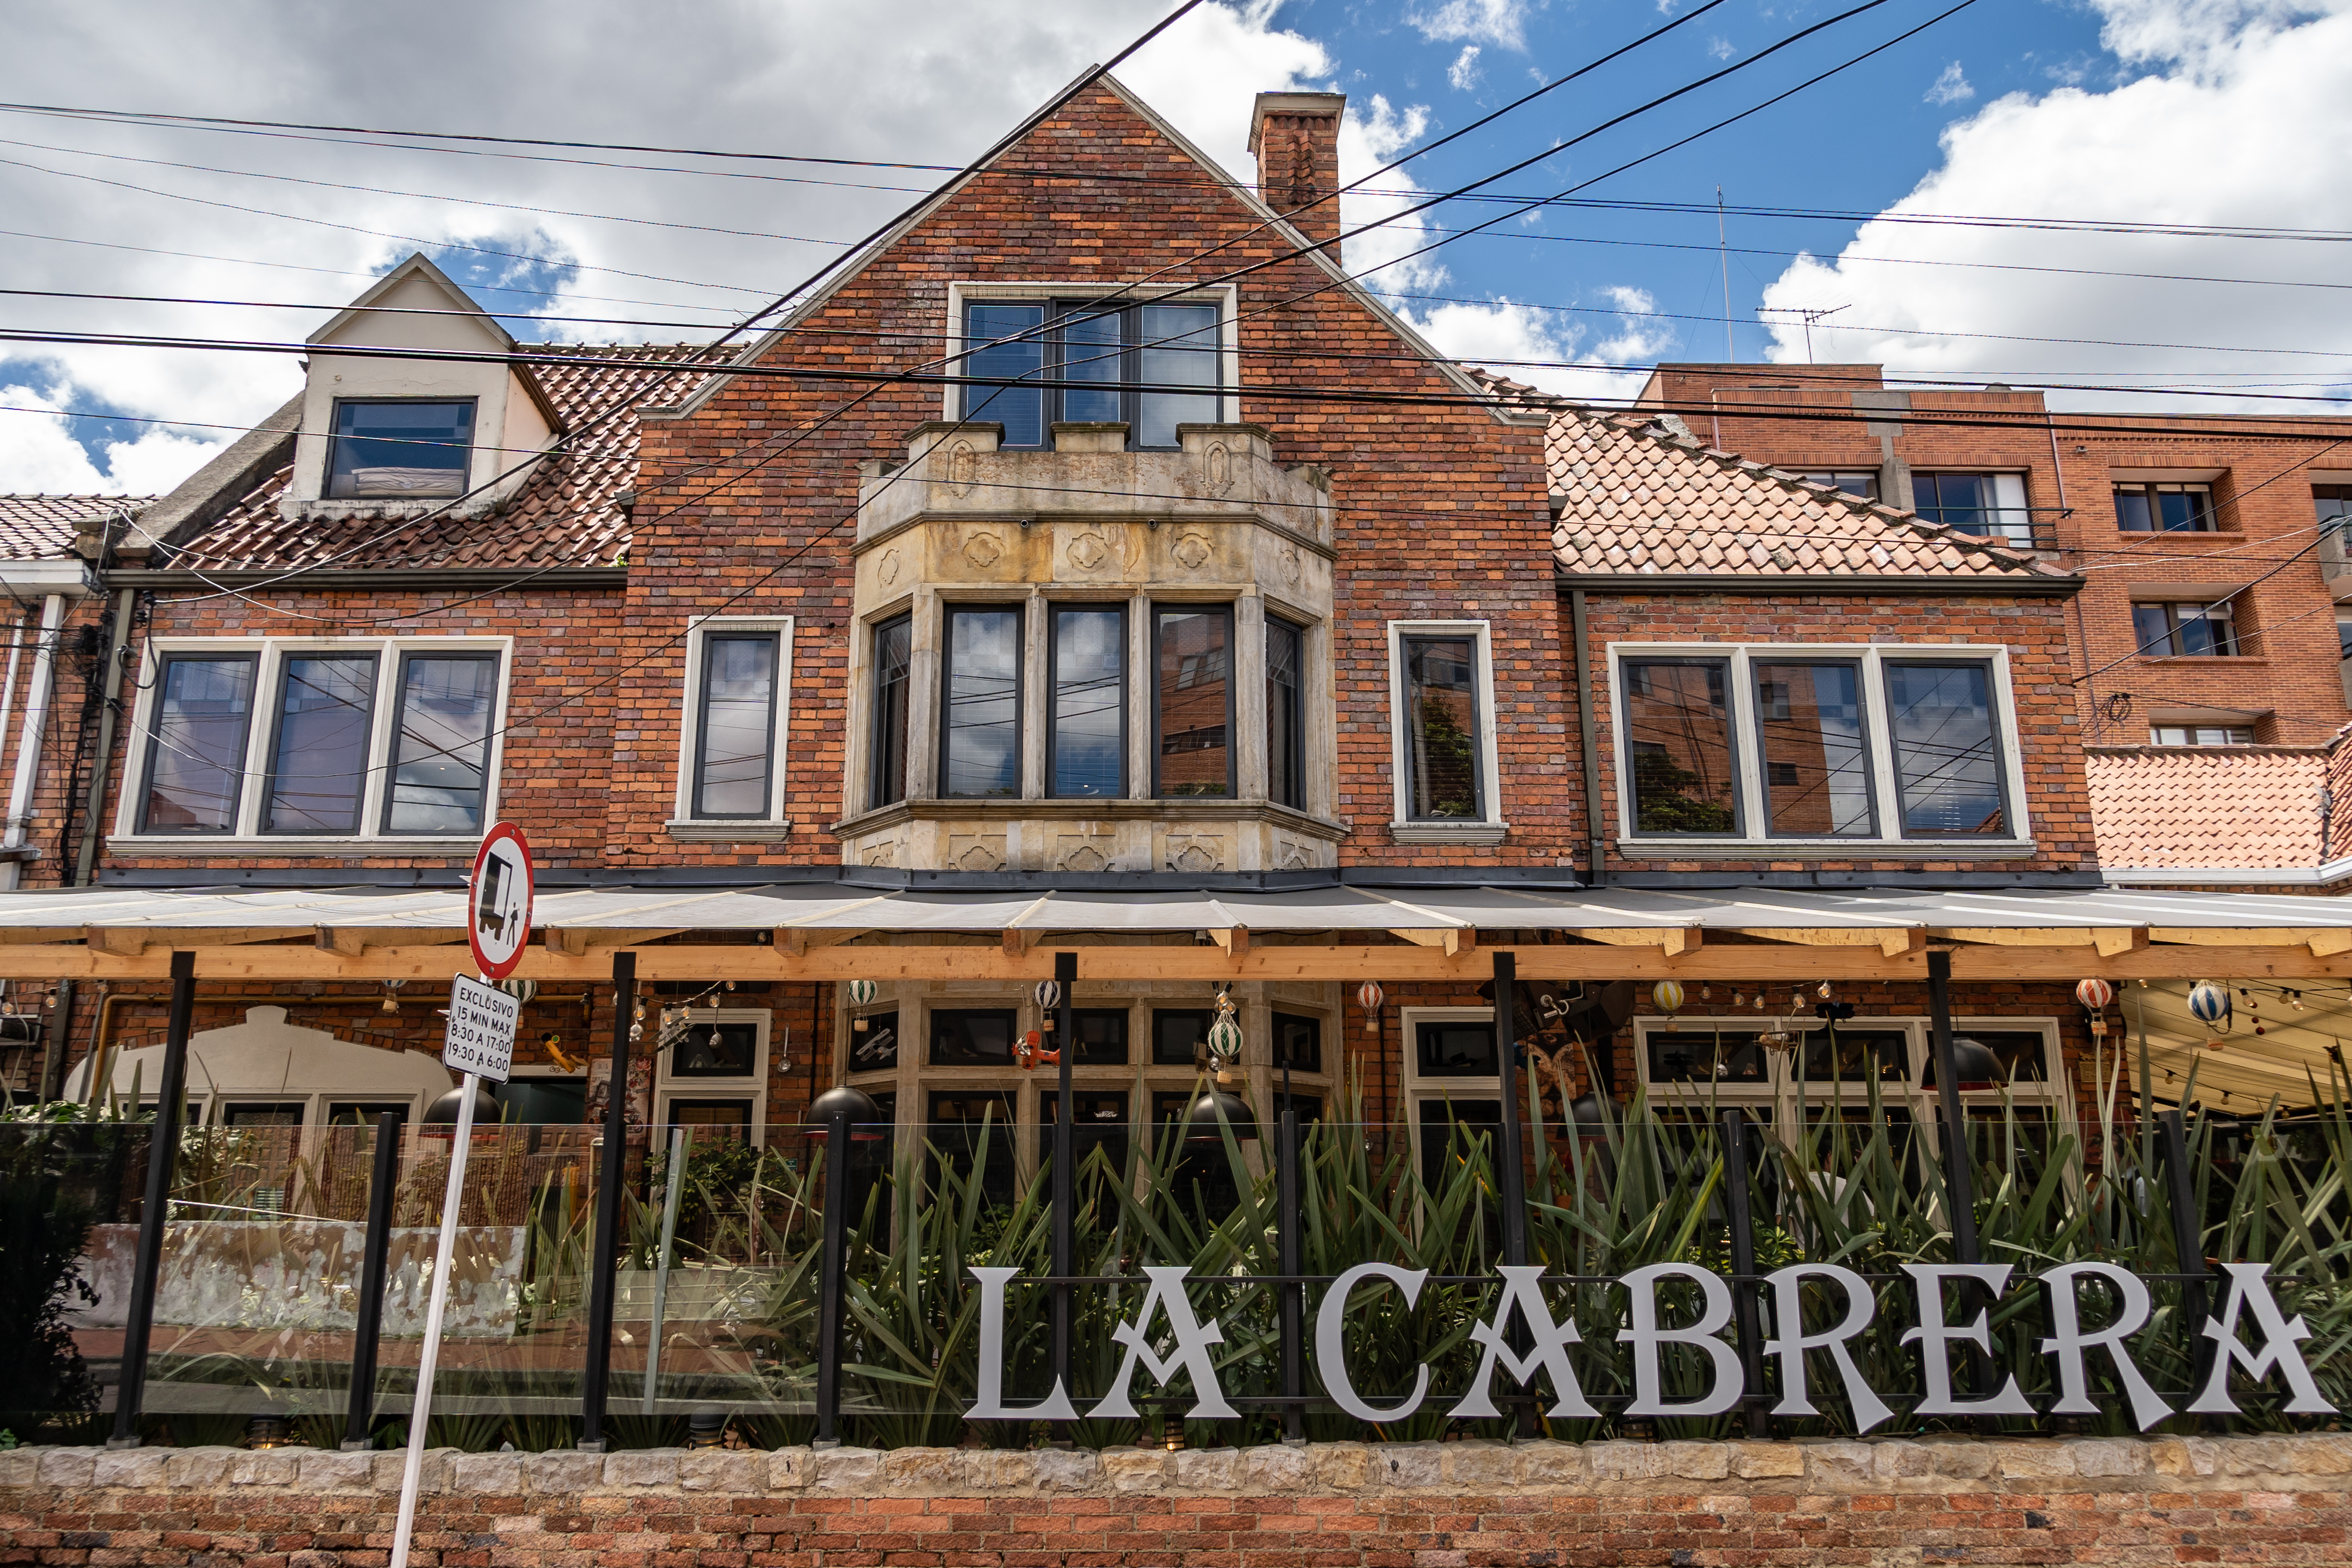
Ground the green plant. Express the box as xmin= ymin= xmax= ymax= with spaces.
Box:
xmin=0 ymin=1173 xmax=99 ymax=1422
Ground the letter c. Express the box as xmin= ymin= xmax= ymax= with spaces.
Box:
xmin=1315 ymin=1262 xmax=1430 ymax=1424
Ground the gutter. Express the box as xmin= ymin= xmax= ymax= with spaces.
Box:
xmin=2102 ymin=862 xmax=2352 ymax=888
xmin=108 ymin=566 xmax=627 ymax=590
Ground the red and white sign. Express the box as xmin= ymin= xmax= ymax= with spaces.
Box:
xmin=467 ymin=822 xmax=535 ymax=980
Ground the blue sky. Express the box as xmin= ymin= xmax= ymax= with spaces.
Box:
xmin=0 ymin=0 xmax=2344 ymax=491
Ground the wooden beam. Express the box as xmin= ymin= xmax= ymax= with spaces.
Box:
xmin=316 ymin=926 xmax=463 ymax=956
xmin=87 ymin=929 xmax=147 ymax=957
xmin=8 ymin=939 xmax=2352 ymax=985
xmin=2095 ymin=926 xmax=2151 ymax=958
xmin=2149 ymin=927 xmax=2336 ymax=947
xmin=1937 ymin=926 xmax=2103 ymax=947
xmin=1389 ymin=927 xmax=1472 ymax=957
xmin=1881 ymin=927 xmax=1930 ymax=960
xmin=2311 ymin=930 xmax=2352 ymax=958
xmin=1209 ymin=927 xmax=1250 ymax=957
xmin=546 ymin=927 xmax=588 ymax=957
xmin=1581 ymin=926 xmax=1703 ymax=958
xmin=0 ymin=927 xmax=90 ymax=945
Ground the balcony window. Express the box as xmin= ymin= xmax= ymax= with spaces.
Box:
xmin=327 ymin=400 xmax=474 ymax=499
xmin=139 ymin=653 xmax=258 ymax=834
xmin=1401 ymin=635 xmax=1484 ymax=820
xmin=1913 ymin=472 xmax=2032 ymax=546
xmin=1266 ymin=615 xmax=1304 ymax=810
xmin=1153 ymin=605 xmax=1233 ymax=798
xmin=959 ymin=300 xmax=1223 ymax=450
xmin=869 ymin=614 xmax=911 ymax=810
xmin=1048 ymin=606 xmax=1125 ymax=798
xmin=2133 ymin=601 xmax=2238 ymax=658
xmin=1622 ymin=659 xmax=1740 ymax=835
xmin=941 ymin=607 xmax=1021 ymax=798
xmin=2115 ymin=480 xmax=2216 ymax=532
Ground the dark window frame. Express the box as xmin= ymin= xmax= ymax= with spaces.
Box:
xmin=1046 ymin=603 xmax=1128 ymax=800
xmin=1068 ymin=1007 xmax=1131 ymax=1067
xmin=1882 ymin=658 xmax=2012 ymax=841
xmin=690 ymin=628 xmax=783 ymax=820
xmin=668 ymin=1018 xmax=762 ymax=1080
xmin=1749 ymin=658 xmax=1876 ymax=840
xmin=1619 ymin=656 xmax=1743 ymax=838
xmin=1152 ymin=1007 xmax=1212 ymax=1067
xmin=2114 ymin=480 xmax=2218 ymax=533
xmin=1151 ymin=603 xmax=1236 ymax=800
xmin=2133 ymin=600 xmax=2240 ymax=659
xmin=928 ymin=1007 xmax=1020 ymax=1068
xmin=939 ymin=604 xmax=1024 ymax=800
xmin=326 ymin=396 xmax=478 ymax=500
xmin=379 ymin=648 xmax=502 ymax=835
xmin=959 ymin=299 xmax=1225 ymax=452
xmin=869 ymin=612 xmax=912 ymax=810
xmin=1265 ymin=615 xmax=1306 ymax=810
xmin=260 ymin=650 xmax=381 ymax=835
xmin=1414 ymin=1017 xmax=1497 ymax=1079
xmin=137 ymin=650 xmax=260 ymax=836
xmin=1272 ymin=1011 xmax=1322 ymax=1075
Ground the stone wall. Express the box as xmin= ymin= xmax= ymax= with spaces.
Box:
xmin=7 ymin=1434 xmax=2351 ymax=1566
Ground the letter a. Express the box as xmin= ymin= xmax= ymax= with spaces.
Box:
xmin=1086 ymin=1265 xmax=1238 ymax=1421
xmin=2189 ymin=1261 xmax=2336 ymax=1416
xmin=1448 ymin=1265 xmax=1599 ymax=1420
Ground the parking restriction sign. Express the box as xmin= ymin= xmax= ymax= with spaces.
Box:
xmin=443 ymin=974 xmax=519 ymax=1083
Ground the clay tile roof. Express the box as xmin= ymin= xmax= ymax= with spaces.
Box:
xmin=168 ymin=344 xmax=724 ymax=572
xmin=0 ymin=495 xmax=148 ymax=561
xmin=1458 ymin=371 xmax=2073 ymax=586
xmin=2087 ymin=746 xmax=2330 ymax=871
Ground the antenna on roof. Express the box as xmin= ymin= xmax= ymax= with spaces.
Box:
xmin=1717 ymin=186 xmax=1733 ymax=363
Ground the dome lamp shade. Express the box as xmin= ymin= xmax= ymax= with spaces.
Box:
xmin=803 ymin=1083 xmax=887 ymax=1141
xmin=424 ymin=1082 xmax=500 ymax=1128
xmin=1181 ymin=1086 xmax=1258 ymax=1143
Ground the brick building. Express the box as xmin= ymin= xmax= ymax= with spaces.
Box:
xmin=0 ymin=76 xmax=2338 ymax=1165
xmin=1638 ymin=362 xmax=2352 ymax=889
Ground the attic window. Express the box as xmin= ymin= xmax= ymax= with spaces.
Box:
xmin=327 ymin=399 xmax=475 ymax=499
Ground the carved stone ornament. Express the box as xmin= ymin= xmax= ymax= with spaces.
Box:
xmin=951 ymin=837 xmax=1008 ymax=872
xmin=877 ymin=547 xmax=902 ymax=586
xmin=862 ymin=842 xmax=899 ymax=868
xmin=963 ymin=531 xmax=1004 ymax=569
xmin=1067 ymin=531 xmax=1110 ymax=571
xmin=945 ymin=439 xmax=978 ymax=496
xmin=1204 ymin=440 xmax=1234 ymax=496
xmin=1171 ymin=531 xmax=1212 ymax=571
xmin=1057 ymin=838 xmax=1110 ymax=873
xmin=1279 ymin=544 xmax=1302 ymax=586
xmin=1166 ymin=838 xmax=1224 ymax=874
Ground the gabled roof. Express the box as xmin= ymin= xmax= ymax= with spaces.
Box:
xmin=162 ymin=344 xmax=713 ymax=573
xmin=1544 ymin=403 xmax=2075 ymax=588
xmin=306 ymin=251 xmax=517 ymax=350
xmin=0 ymin=495 xmax=146 ymax=561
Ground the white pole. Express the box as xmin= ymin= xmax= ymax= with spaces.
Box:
xmin=390 ymin=1071 xmax=478 ymax=1568
xmin=642 ymin=1125 xmax=687 ymax=1414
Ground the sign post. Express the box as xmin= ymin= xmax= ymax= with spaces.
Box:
xmin=389 ymin=826 xmax=532 ymax=1568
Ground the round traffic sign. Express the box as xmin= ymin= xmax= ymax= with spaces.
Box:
xmin=467 ymin=823 xmax=535 ymax=980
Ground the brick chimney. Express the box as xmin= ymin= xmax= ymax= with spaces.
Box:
xmin=1249 ymin=92 xmax=1346 ymax=259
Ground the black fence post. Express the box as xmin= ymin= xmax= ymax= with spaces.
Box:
xmin=1490 ymin=951 xmax=1536 ymax=1438
xmin=108 ymin=950 xmax=194 ymax=1448
xmin=1718 ymin=1107 xmax=1771 ymax=1439
xmin=2158 ymin=1108 xmax=2213 ymax=1399
xmin=814 ymin=1100 xmax=852 ymax=1446
xmin=1925 ymin=948 xmax=1996 ymax=1422
xmin=1278 ymin=1095 xmax=1304 ymax=1443
xmin=1051 ymin=950 xmax=1076 ymax=1415
xmin=579 ymin=950 xmax=635 ymax=1450
xmin=342 ymin=1108 xmax=407 ymax=1450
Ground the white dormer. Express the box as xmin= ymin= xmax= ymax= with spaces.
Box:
xmin=283 ymin=252 xmax=564 ymax=519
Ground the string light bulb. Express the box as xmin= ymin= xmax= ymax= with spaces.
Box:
xmin=1817 ymin=981 xmax=1834 ymax=1000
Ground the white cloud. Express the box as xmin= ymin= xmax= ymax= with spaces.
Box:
xmin=1706 ymin=34 xmax=1736 ymax=60
xmin=1407 ymin=289 xmax=1677 ymax=403
xmin=0 ymin=0 xmax=1342 ymax=495
xmin=1758 ymin=0 xmax=2352 ymax=411
xmin=1407 ymin=0 xmax=1534 ymax=51
xmin=1449 ymin=44 xmax=1484 ymax=90
xmin=1925 ymin=61 xmax=1976 ymax=104
xmin=0 ymin=386 xmax=222 ymax=495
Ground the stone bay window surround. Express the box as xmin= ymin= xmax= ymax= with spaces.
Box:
xmin=835 ymin=420 xmax=1340 ymax=875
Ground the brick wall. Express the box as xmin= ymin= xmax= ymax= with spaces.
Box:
xmin=8 ymin=1434 xmax=2351 ymax=1566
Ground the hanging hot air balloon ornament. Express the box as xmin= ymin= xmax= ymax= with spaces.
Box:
xmin=1652 ymin=979 xmax=1686 ymax=1033
xmin=1358 ymin=980 xmax=1385 ymax=1037
xmin=1034 ymin=978 xmax=1062 ymax=1032
xmin=1206 ymin=988 xmax=1245 ymax=1083
xmin=846 ymin=978 xmax=878 ymax=1031
xmin=2188 ymin=980 xmax=2232 ymax=1034
xmin=2076 ymin=976 xmax=2116 ymax=1039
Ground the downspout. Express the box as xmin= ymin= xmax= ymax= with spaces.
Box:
xmin=72 ymin=587 xmax=138 ymax=887
xmin=1570 ymin=588 xmax=1607 ymax=887
xmin=1 ymin=593 xmax=66 ymax=890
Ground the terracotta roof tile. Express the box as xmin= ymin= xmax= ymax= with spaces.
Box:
xmin=2087 ymin=747 xmax=2328 ymax=870
xmin=168 ymin=344 xmax=723 ymax=572
xmin=0 ymin=495 xmax=148 ymax=561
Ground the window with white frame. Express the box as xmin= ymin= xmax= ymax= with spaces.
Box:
xmin=124 ymin=638 xmax=507 ymax=842
xmin=653 ymin=1008 xmax=770 ymax=1143
xmin=1387 ymin=621 xmax=1504 ymax=834
xmin=1398 ymin=1006 xmax=1505 ymax=1187
xmin=1610 ymin=643 xmax=2027 ymax=847
xmin=674 ymin=617 xmax=794 ymax=825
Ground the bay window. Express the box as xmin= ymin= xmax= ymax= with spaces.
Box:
xmin=125 ymin=638 xmax=507 ymax=843
xmin=1153 ymin=605 xmax=1232 ymax=798
xmin=1611 ymin=643 xmax=2026 ymax=849
xmin=1048 ymin=605 xmax=1125 ymax=798
xmin=941 ymin=606 xmax=1022 ymax=798
xmin=1266 ymin=616 xmax=1304 ymax=810
xmin=869 ymin=614 xmax=911 ymax=810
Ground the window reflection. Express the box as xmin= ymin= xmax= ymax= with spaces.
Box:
xmin=1050 ymin=607 xmax=1124 ymax=798
xmin=1154 ymin=607 xmax=1232 ymax=797
xmin=384 ymin=654 xmax=498 ymax=834
xmin=1884 ymin=663 xmax=2005 ymax=835
xmin=141 ymin=654 xmax=256 ymax=834
xmin=1403 ymin=636 xmax=1482 ymax=819
xmin=942 ymin=607 xmax=1021 ymax=798
xmin=265 ymin=654 xmax=376 ymax=833
xmin=1624 ymin=659 xmax=1737 ymax=833
xmin=1753 ymin=662 xmax=1872 ymax=837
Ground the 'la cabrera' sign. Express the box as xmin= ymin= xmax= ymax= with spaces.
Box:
xmin=967 ymin=1261 xmax=2333 ymax=1429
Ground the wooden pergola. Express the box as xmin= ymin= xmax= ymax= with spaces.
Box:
xmin=3 ymin=884 xmax=2348 ymax=982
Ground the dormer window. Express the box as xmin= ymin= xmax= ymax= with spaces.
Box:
xmin=960 ymin=301 xmax=1220 ymax=449
xmin=327 ymin=399 xmax=476 ymax=498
